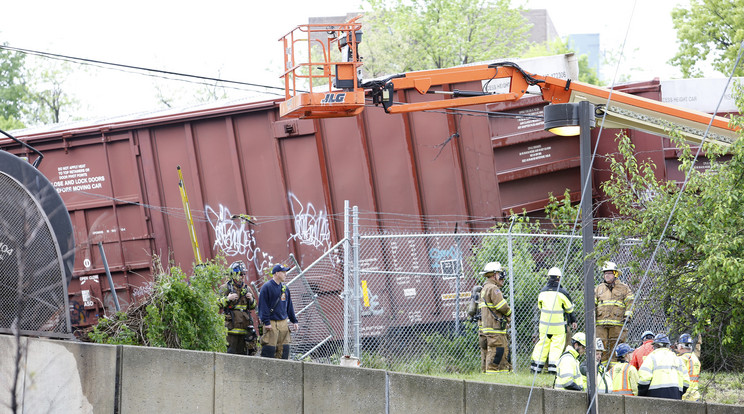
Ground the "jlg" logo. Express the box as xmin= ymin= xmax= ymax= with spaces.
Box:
xmin=320 ymin=93 xmax=346 ymax=104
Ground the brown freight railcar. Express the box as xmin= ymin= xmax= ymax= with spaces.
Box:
xmin=1 ymin=77 xmax=677 ymax=330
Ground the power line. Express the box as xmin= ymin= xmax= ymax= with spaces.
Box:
xmin=0 ymin=44 xmax=286 ymax=95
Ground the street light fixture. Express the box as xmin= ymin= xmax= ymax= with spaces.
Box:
xmin=544 ymin=101 xmax=598 ymax=414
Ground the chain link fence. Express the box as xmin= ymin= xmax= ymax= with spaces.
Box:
xmin=0 ymin=172 xmax=71 ymax=337
xmin=286 ymin=209 xmax=667 ymax=374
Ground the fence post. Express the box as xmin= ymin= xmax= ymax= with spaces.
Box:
xmin=507 ymin=217 xmax=517 ymax=370
xmin=353 ymin=205 xmax=361 ymax=358
xmin=343 ymin=200 xmax=350 ymax=356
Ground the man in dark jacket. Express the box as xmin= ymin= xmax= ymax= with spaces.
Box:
xmin=258 ymin=264 xmax=299 ymax=359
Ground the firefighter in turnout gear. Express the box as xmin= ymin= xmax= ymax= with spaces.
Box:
xmin=530 ymin=267 xmax=577 ymax=374
xmin=676 ymin=333 xmax=701 ymax=401
xmin=638 ymin=334 xmax=690 ymax=399
xmin=595 ymin=261 xmax=634 ymax=364
xmin=555 ymin=332 xmax=587 ymax=391
xmin=593 ymin=338 xmax=613 ymax=394
xmin=478 ymin=261 xmax=512 ymax=373
xmin=612 ymin=343 xmax=639 ymax=396
xmin=218 ymin=261 xmax=258 ymax=355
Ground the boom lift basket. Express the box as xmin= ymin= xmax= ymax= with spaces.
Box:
xmin=279 ymin=17 xmax=365 ymax=119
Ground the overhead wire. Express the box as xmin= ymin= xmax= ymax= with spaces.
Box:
xmin=587 ymin=38 xmax=744 ymax=412
xmin=0 ymin=45 xmax=286 ymax=96
xmin=524 ymin=2 xmax=639 ymax=412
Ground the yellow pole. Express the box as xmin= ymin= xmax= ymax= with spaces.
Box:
xmin=177 ymin=165 xmax=202 ymax=264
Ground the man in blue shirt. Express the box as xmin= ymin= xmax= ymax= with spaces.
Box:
xmin=258 ymin=264 xmax=299 ymax=359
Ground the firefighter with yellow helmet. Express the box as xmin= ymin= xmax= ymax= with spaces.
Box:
xmin=478 ymin=261 xmax=512 ymax=373
xmin=530 ymin=266 xmax=577 ymax=374
xmin=555 ymin=332 xmax=587 ymax=391
xmin=594 ymin=261 xmax=634 ymax=364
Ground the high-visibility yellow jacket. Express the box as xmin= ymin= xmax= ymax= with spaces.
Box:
xmin=679 ymin=352 xmax=701 ymax=401
xmin=479 ymin=278 xmax=511 ymax=336
xmin=555 ymin=346 xmax=585 ymax=391
xmin=612 ymin=361 xmax=639 ymax=395
xmin=595 ymin=280 xmax=634 ymax=326
xmin=638 ymin=347 xmax=690 ymax=399
xmin=537 ymin=279 xmax=576 ymax=335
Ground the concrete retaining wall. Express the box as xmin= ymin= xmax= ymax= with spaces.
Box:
xmin=1 ymin=334 xmax=743 ymax=414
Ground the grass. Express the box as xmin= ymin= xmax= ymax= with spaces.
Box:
xmin=437 ymin=370 xmax=744 ymax=406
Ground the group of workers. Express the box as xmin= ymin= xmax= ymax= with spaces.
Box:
xmin=476 ymin=260 xmax=701 ymax=401
xmin=217 ymin=261 xmax=299 ymax=359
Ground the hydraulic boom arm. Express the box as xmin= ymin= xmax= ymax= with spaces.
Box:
xmin=279 ymin=20 xmax=737 ymax=146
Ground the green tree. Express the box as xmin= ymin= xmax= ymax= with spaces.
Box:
xmin=523 ymin=38 xmax=601 ymax=85
xmin=0 ymin=45 xmax=29 ymax=129
xmin=87 ymin=256 xmax=229 ymax=352
xmin=361 ymin=0 xmax=531 ymax=77
xmin=670 ymin=0 xmax=744 ymax=77
xmin=596 ymin=96 xmax=744 ymax=369
xmin=25 ymin=60 xmax=80 ymax=124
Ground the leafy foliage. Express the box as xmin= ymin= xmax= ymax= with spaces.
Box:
xmin=84 ymin=256 xmax=228 ymax=352
xmin=596 ymin=98 xmax=744 ymax=369
xmin=0 ymin=45 xmax=28 ymax=129
xmin=523 ymin=38 xmax=601 ymax=86
xmin=361 ymin=0 xmax=531 ymax=77
xmin=670 ymin=0 xmax=744 ymax=77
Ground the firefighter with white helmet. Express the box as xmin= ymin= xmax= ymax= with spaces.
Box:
xmin=555 ymin=332 xmax=587 ymax=391
xmin=594 ymin=261 xmax=634 ymax=364
xmin=638 ymin=333 xmax=690 ymax=399
xmin=593 ymin=337 xmax=612 ymax=393
xmin=477 ymin=261 xmax=512 ymax=373
xmin=530 ymin=267 xmax=577 ymax=374
xmin=675 ymin=333 xmax=701 ymax=401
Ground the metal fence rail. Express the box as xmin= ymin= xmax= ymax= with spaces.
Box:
xmin=287 ymin=208 xmax=667 ymax=374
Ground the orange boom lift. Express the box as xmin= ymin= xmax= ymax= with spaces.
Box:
xmin=278 ymin=19 xmax=737 ymax=146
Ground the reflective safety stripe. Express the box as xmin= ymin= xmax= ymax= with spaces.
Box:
xmin=228 ymin=328 xmax=248 ymax=334
xmin=596 ymin=319 xmax=625 ymax=326
xmin=485 ymin=369 xmax=509 ymax=374
xmin=597 ymin=300 xmax=624 ymax=307
xmin=541 ymin=309 xmax=564 ymax=314
xmin=479 ymin=327 xmax=507 ymax=334
xmin=648 ymin=382 xmax=682 ymax=390
xmin=235 ymin=304 xmax=248 ymax=310
xmin=539 ymin=320 xmax=566 ymax=327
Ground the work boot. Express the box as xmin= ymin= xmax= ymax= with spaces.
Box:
xmin=260 ymin=345 xmax=277 ymax=358
xmin=281 ymin=344 xmax=291 ymax=360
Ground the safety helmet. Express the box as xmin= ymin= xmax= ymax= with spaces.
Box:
xmin=615 ymin=343 xmax=634 ymax=358
xmin=601 ymin=261 xmax=619 ymax=273
xmin=678 ymin=333 xmax=694 ymax=346
xmin=547 ymin=267 xmax=562 ymax=278
xmin=571 ymin=332 xmax=586 ymax=347
xmin=641 ymin=330 xmax=655 ymax=341
xmin=479 ymin=261 xmax=504 ymax=276
xmin=595 ymin=338 xmax=605 ymax=352
xmin=653 ymin=333 xmax=671 ymax=346
xmin=229 ymin=260 xmax=247 ymax=276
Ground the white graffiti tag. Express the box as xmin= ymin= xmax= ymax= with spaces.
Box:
xmin=205 ymin=204 xmax=273 ymax=272
xmin=287 ymin=192 xmax=331 ymax=250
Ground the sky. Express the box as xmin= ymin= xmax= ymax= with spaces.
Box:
xmin=0 ymin=0 xmax=701 ymax=122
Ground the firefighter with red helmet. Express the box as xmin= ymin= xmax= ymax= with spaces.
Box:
xmin=218 ymin=260 xmax=258 ymax=355
xmin=676 ymin=333 xmax=701 ymax=401
xmin=478 ymin=261 xmax=512 ymax=373
xmin=595 ymin=261 xmax=634 ymax=364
